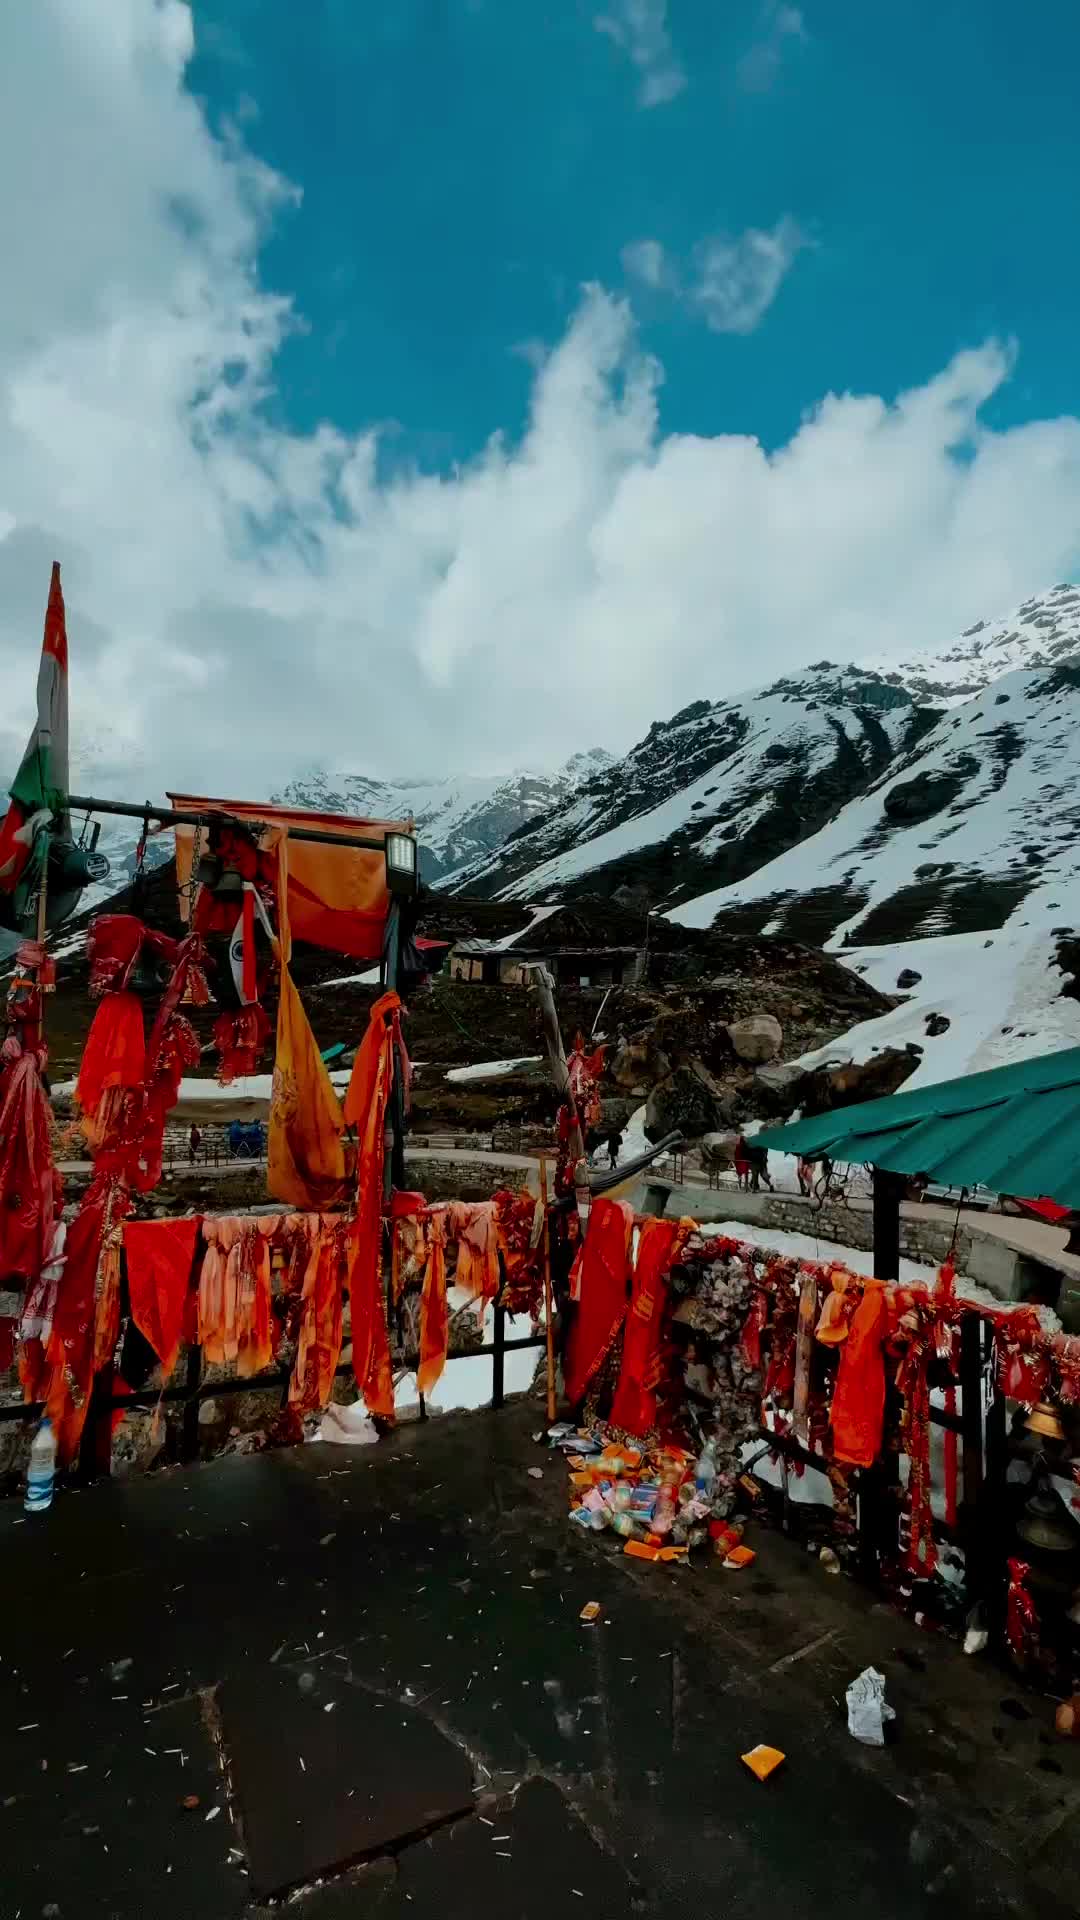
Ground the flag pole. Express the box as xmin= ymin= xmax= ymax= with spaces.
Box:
xmin=539 ymin=1156 xmax=557 ymax=1423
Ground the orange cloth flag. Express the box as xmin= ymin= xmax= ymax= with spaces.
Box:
xmin=268 ymin=835 xmax=346 ymax=1209
xmin=446 ymin=1200 xmax=501 ymax=1309
xmin=610 ymin=1216 xmax=691 ymax=1436
xmin=563 ymin=1197 xmax=634 ymax=1406
xmin=170 ymin=794 xmax=408 ymax=960
xmin=830 ymin=1278 xmax=890 ymax=1468
xmin=123 ymin=1216 xmax=202 ymax=1376
xmin=22 ymin=1174 xmax=130 ymax=1464
xmin=343 ymin=992 xmax=401 ymax=1420
xmin=198 ymin=1216 xmax=279 ymax=1375
xmin=418 ymin=1211 xmax=449 ymax=1395
xmin=289 ymin=1215 xmax=347 ymax=1412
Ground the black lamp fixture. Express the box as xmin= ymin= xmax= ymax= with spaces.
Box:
xmin=385 ymin=831 xmax=418 ymax=897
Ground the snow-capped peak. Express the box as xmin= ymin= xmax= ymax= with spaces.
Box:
xmin=860 ymin=582 xmax=1080 ymax=706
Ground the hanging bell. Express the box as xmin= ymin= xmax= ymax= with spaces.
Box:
xmin=1025 ymin=1401 xmax=1066 ymax=1444
xmin=129 ymin=950 xmax=167 ymax=998
xmin=212 ymin=867 xmax=245 ymax=899
xmin=1018 ymin=1482 xmax=1078 ymax=1555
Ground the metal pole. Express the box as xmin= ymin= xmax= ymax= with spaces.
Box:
xmin=491 ymin=1251 xmax=507 ymax=1410
xmin=872 ymin=1166 xmax=904 ymax=1280
xmin=67 ymin=793 xmax=390 ymax=854
xmin=383 ymin=900 xmax=406 ymax=1192
xmin=182 ymin=1343 xmax=203 ymax=1464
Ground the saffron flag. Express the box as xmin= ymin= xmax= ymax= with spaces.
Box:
xmin=169 ymin=794 xmax=407 ymax=961
xmin=0 ymin=562 xmax=69 ymax=907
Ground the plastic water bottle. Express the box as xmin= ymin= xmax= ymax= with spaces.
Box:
xmin=694 ymin=1441 xmax=717 ymax=1499
xmin=25 ymin=1417 xmax=56 ymax=1515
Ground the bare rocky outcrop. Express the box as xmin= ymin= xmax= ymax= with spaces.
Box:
xmin=726 ymin=1013 xmax=782 ymax=1064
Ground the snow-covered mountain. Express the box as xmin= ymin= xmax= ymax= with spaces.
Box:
xmin=446 ymin=586 xmax=1080 ymax=921
xmin=273 ymin=751 xmax=613 ymax=882
xmin=446 ymin=665 xmax=932 ymax=906
xmin=672 ymin=653 xmax=1080 ymax=948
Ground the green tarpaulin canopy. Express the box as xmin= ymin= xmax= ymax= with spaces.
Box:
xmin=755 ymin=1046 xmax=1080 ymax=1211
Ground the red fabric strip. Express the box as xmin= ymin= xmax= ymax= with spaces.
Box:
xmin=124 ymin=1216 xmax=202 ymax=1377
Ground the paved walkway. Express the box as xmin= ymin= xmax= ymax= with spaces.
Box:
xmin=2 ymin=1403 xmax=1078 ymax=1918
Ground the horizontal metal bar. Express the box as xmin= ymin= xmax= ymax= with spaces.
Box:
xmin=68 ymin=794 xmax=390 ymax=854
xmin=0 ymin=1334 xmax=548 ymax=1424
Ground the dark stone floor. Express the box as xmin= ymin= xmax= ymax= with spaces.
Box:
xmin=2 ymin=1401 xmax=1080 ymax=1919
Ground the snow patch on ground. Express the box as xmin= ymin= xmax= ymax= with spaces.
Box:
xmin=795 ymin=929 xmax=1080 ymax=1091
xmin=445 ymin=1056 xmax=543 ymax=1084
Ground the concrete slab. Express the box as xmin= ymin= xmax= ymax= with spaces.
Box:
xmin=220 ymin=1665 xmax=474 ymax=1898
xmin=2 ymin=1405 xmax=1079 ymax=1919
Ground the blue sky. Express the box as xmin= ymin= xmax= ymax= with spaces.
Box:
xmin=2 ymin=1 xmax=1080 ymax=787
xmin=190 ymin=0 xmax=1080 ymax=468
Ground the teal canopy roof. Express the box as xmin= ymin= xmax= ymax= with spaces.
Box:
xmin=754 ymin=1046 xmax=1080 ymax=1210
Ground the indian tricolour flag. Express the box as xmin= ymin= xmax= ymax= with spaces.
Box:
xmin=0 ymin=561 xmax=69 ymax=902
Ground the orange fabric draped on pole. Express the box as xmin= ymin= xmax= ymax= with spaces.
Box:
xmin=267 ymin=835 xmax=346 ymax=1210
xmin=830 ymin=1278 xmax=890 ymax=1468
xmin=343 ymin=992 xmax=402 ymax=1420
xmin=563 ymin=1197 xmax=634 ymax=1407
xmin=611 ymin=1216 xmax=691 ymax=1436
xmin=418 ymin=1211 xmax=449 ymax=1396
xmin=170 ymin=794 xmax=408 ymax=961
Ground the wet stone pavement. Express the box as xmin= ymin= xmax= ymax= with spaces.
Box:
xmin=2 ymin=1402 xmax=1080 ymax=1919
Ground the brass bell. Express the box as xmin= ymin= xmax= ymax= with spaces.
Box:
xmin=1026 ymin=1401 xmax=1066 ymax=1443
xmin=1018 ymin=1482 xmax=1078 ymax=1555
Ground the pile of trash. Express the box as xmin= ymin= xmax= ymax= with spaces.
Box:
xmin=544 ymin=1423 xmax=756 ymax=1568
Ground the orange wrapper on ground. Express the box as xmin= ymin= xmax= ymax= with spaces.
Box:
xmin=742 ymin=1745 xmax=785 ymax=1782
xmin=723 ymin=1545 xmax=757 ymax=1569
xmin=624 ymin=1540 xmax=660 ymax=1562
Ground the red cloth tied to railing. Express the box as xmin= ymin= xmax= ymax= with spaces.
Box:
xmin=610 ymin=1216 xmax=691 ymax=1436
xmin=563 ymin=1196 xmax=634 ymax=1407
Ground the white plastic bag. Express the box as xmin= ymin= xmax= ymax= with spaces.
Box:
xmin=316 ymin=1403 xmax=379 ymax=1447
xmin=846 ymin=1666 xmax=895 ymax=1746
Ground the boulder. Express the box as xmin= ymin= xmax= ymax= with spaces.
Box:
xmin=753 ymin=1059 xmax=808 ymax=1117
xmin=645 ymin=1061 xmax=737 ymax=1142
xmin=701 ymin=1130 xmax=741 ymax=1172
xmin=896 ymin=968 xmax=922 ymax=989
xmin=801 ymin=1044 xmax=922 ymax=1116
xmin=925 ymin=1012 xmax=950 ymax=1037
xmin=609 ymin=1033 xmax=670 ymax=1093
xmin=726 ymin=1013 xmax=783 ymax=1064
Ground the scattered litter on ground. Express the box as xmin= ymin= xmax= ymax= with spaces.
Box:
xmin=741 ymin=1744 xmax=785 ymax=1781
xmin=819 ymin=1547 xmax=840 ymax=1575
xmin=527 ymin=1467 xmax=544 ymax=1480
xmin=579 ymin=1602 xmax=602 ymax=1623
xmin=846 ymin=1667 xmax=895 ymax=1746
xmin=181 ymin=1795 xmax=200 ymax=1812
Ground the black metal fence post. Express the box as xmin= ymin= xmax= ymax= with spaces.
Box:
xmin=182 ymin=1343 xmax=203 ymax=1463
xmin=491 ymin=1305 xmax=506 ymax=1410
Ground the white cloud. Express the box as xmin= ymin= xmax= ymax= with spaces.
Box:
xmin=620 ymin=238 xmax=673 ymax=290
xmin=738 ymin=1 xmax=807 ymax=92
xmin=623 ymin=218 xmax=808 ymax=332
xmin=1 ymin=3 xmax=1080 ymax=805
xmin=693 ymin=216 xmax=810 ymax=332
xmin=594 ymin=0 xmax=686 ymax=107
